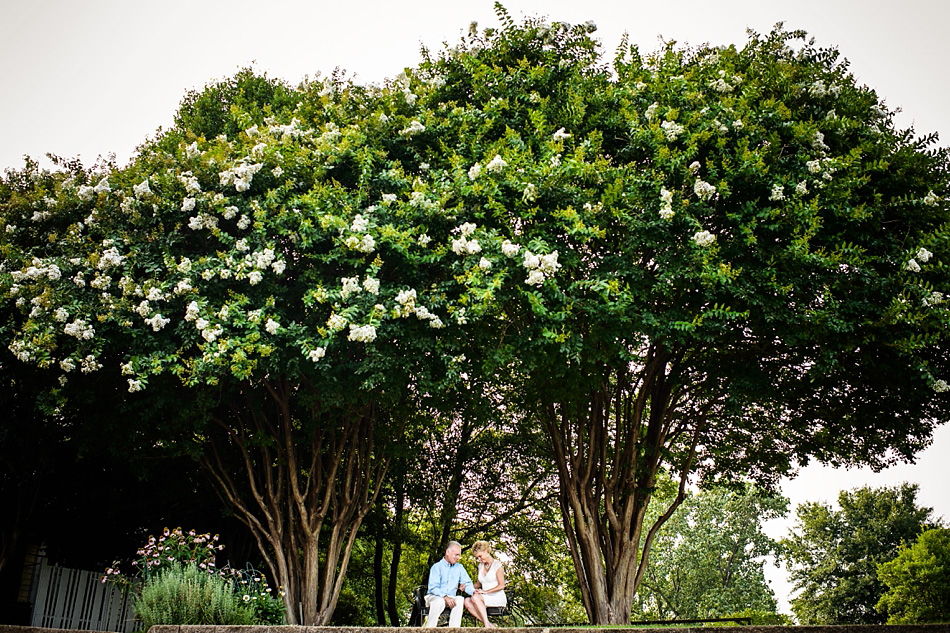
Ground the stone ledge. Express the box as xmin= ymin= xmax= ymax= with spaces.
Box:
xmin=147 ymin=626 xmax=950 ymax=633
xmin=3 ymin=625 xmax=949 ymax=633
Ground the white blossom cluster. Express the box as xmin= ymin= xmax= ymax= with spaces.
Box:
xmin=692 ymin=230 xmax=717 ymax=247
xmin=906 ymin=247 xmax=933 ymax=273
xmin=399 ymin=120 xmax=426 ymax=137
xmin=485 ymin=155 xmax=507 ymax=173
xmin=661 ymin=120 xmax=685 ymax=141
xmin=64 ymin=319 xmax=95 ymax=339
xmin=659 ymin=187 xmax=675 ymax=220
xmin=219 ymin=162 xmax=263 ymax=192
xmin=501 ymin=240 xmax=521 ymax=257
xmin=934 ymin=379 xmax=949 ymax=393
xmin=522 ymin=250 xmax=560 ymax=286
xmin=922 ymin=291 xmax=945 ymax=308
xmin=693 ymin=179 xmax=717 ymax=202
xmin=451 ymin=222 xmax=482 ymax=255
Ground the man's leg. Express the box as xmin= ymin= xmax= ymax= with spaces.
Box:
xmin=448 ymin=598 xmax=466 ymax=627
xmin=424 ymin=595 xmax=447 ymax=628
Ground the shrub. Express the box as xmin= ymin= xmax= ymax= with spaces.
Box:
xmin=134 ymin=563 xmax=255 ymax=627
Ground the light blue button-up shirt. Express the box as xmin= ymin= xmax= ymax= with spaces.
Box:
xmin=427 ymin=557 xmax=475 ymax=597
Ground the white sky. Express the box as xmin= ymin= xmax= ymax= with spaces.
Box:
xmin=3 ymin=0 xmax=949 ymax=616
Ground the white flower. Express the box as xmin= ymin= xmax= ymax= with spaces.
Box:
xmin=363 ymin=277 xmax=380 ymax=295
xmin=429 ymin=316 xmax=444 ymax=328
xmin=916 ymin=248 xmax=933 ymax=263
xmin=348 ymin=323 xmax=377 ymax=342
xmin=806 ymin=160 xmax=821 ymax=174
xmin=327 ymin=313 xmax=347 ymax=331
xmin=201 ymin=327 xmax=222 ymax=342
xmin=922 ymin=291 xmax=945 ymax=307
xmin=923 ymin=191 xmax=940 ymax=207
xmin=353 ymin=234 xmax=374 ymax=252
xmin=185 ymin=141 xmax=200 ymax=157
xmin=341 ymin=276 xmax=361 ymax=299
xmin=539 ymin=252 xmax=561 ymax=275
xmin=133 ymin=179 xmax=151 ymax=198
xmin=223 ymin=206 xmax=239 ymax=220
xmin=396 ymin=288 xmax=416 ymax=306
xmin=175 ymin=279 xmax=192 ymax=294
xmin=235 ymin=238 xmax=249 ymax=252
xmin=248 ymin=270 xmax=264 ymax=285
xmin=351 ymin=214 xmax=369 ymax=233
xmin=523 ymin=183 xmax=538 ymax=202
xmin=382 ymin=193 xmax=397 ymax=205
xmin=693 ymin=179 xmax=717 ymax=201
xmin=145 ymin=314 xmax=170 ymax=331
xmin=689 ymin=161 xmax=701 ymax=173
xmin=265 ymin=318 xmax=280 ymax=334
xmin=77 ymin=185 xmax=95 ymax=201
xmin=458 ymin=222 xmax=477 ymax=237
xmin=53 ymin=307 xmax=69 ymax=322
xmin=46 ymin=264 xmax=61 ymax=281
xmin=645 ymin=102 xmax=658 ymax=121
xmin=182 ymin=197 xmax=196 ymax=212
xmin=237 ymin=215 xmax=251 ymax=230
xmin=692 ymin=230 xmax=717 ymax=247
xmin=553 ymin=127 xmax=571 ymax=140
xmin=795 ymin=181 xmax=809 ymax=196
xmin=128 ymin=379 xmax=143 ymax=393
xmin=501 ymin=240 xmax=521 ymax=257
xmin=60 ymin=358 xmax=76 ymax=372
xmin=399 ymin=120 xmax=426 ymax=136
xmin=905 ymin=259 xmax=921 ymax=273
xmin=185 ymin=301 xmax=200 ymax=321
xmin=455 ymin=307 xmax=468 ymax=325
xmin=478 ymin=257 xmax=492 ymax=270
xmin=659 ymin=208 xmax=675 ymax=220
xmin=934 ymin=379 xmax=949 ymax=393
xmin=661 ymin=120 xmax=685 ymax=141
xmin=80 ymin=355 xmax=102 ymax=373
xmin=64 ymin=319 xmax=95 ymax=339
xmin=486 ymin=154 xmax=507 ymax=173
xmin=135 ymin=300 xmax=151 ymax=317
xmin=468 ymin=163 xmax=482 ymax=180
xmin=272 ymin=260 xmax=286 ymax=274
xmin=195 ymin=317 xmax=209 ymax=331
xmin=308 ymin=347 xmax=326 ymax=362
xmin=525 ymin=269 xmax=546 ymax=286
xmin=550 ymin=154 xmax=561 ymax=167
xmin=418 ymin=233 xmax=431 ymax=246
xmin=732 ymin=119 xmax=744 ymax=131
xmin=99 ymin=247 xmax=124 ymax=269
xmin=769 ymin=184 xmax=786 ymax=201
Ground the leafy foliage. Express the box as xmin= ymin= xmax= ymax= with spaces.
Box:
xmin=632 ymin=486 xmax=787 ymax=620
xmin=781 ymin=484 xmax=938 ymax=624
xmin=876 ymin=527 xmax=950 ymax=624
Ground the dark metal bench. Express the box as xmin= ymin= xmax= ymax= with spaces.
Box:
xmin=412 ymin=584 xmax=514 ymax=625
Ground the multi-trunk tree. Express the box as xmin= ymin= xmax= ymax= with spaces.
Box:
xmin=3 ymin=5 xmax=949 ymax=626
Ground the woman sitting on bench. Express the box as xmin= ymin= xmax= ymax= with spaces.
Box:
xmin=464 ymin=540 xmax=507 ymax=628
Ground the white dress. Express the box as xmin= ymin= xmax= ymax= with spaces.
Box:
xmin=478 ymin=559 xmax=507 ymax=607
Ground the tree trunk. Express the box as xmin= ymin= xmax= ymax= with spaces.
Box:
xmin=200 ymin=377 xmax=394 ymax=625
xmin=541 ymin=350 xmax=702 ymax=624
xmin=387 ymin=480 xmax=405 ymax=626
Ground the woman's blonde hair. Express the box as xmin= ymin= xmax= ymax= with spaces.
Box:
xmin=471 ymin=540 xmax=493 ymax=555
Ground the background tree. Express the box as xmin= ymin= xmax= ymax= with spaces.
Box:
xmin=781 ymin=483 xmax=938 ymax=624
xmin=876 ymin=527 xmax=950 ymax=624
xmin=631 ymin=485 xmax=787 ymax=620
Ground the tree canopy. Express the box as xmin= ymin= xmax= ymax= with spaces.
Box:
xmin=876 ymin=527 xmax=950 ymax=624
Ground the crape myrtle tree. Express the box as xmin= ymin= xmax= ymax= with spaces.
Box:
xmin=391 ymin=7 xmax=950 ymax=623
xmin=0 ymin=69 xmax=496 ymax=624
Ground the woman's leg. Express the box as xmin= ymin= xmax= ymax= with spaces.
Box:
xmin=473 ymin=593 xmax=494 ymax=627
xmin=464 ymin=597 xmax=484 ymax=624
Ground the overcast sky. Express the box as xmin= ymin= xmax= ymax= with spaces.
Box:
xmin=3 ymin=0 xmax=948 ymax=614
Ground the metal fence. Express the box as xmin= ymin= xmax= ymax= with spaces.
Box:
xmin=30 ymin=557 xmax=135 ymax=633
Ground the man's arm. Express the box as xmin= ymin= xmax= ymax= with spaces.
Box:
xmin=458 ymin=565 xmax=475 ymax=595
xmin=427 ymin=562 xmax=446 ymax=596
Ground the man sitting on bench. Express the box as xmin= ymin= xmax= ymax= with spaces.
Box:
xmin=424 ymin=541 xmax=475 ymax=627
